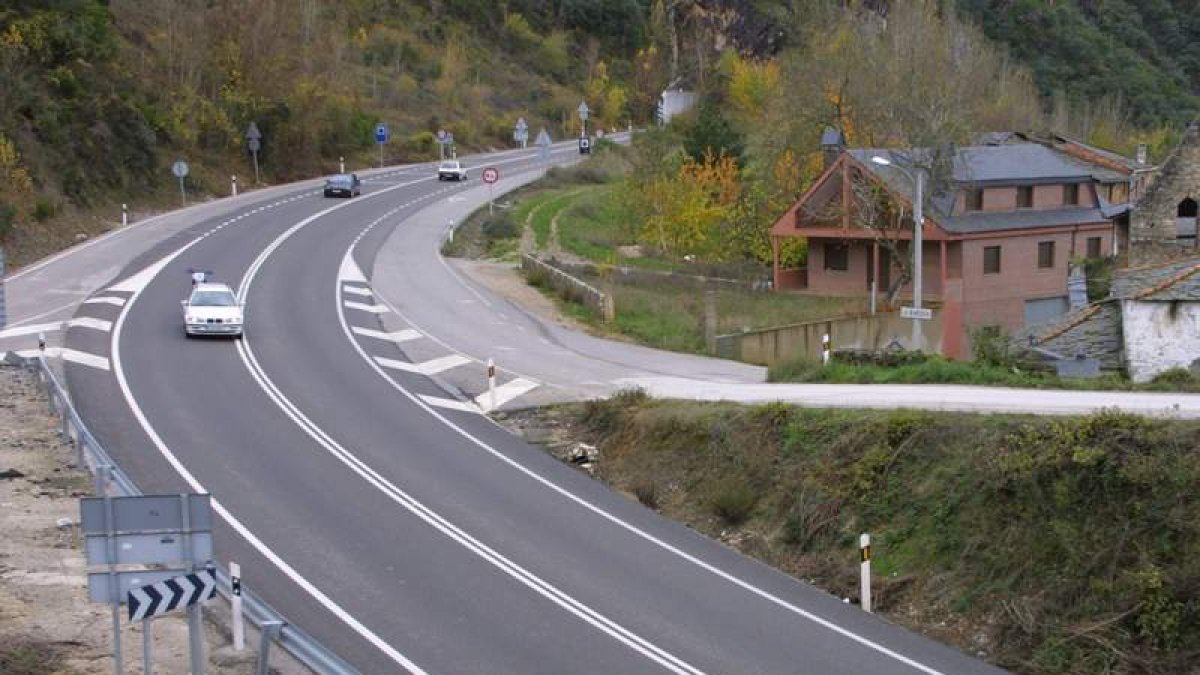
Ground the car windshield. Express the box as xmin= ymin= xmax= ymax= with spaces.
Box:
xmin=190 ymin=290 xmax=237 ymax=307
xmin=441 ymin=163 xmax=459 ymax=169
xmin=327 ymin=176 xmax=352 ymax=185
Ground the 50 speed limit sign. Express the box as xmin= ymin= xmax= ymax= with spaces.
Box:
xmin=482 ymin=167 xmax=499 ymax=184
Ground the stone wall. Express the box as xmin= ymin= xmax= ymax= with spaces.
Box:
xmin=716 ymin=312 xmax=944 ymax=365
xmin=1121 ymin=299 xmax=1200 ymax=382
xmin=1130 ymin=125 xmax=1200 ymax=265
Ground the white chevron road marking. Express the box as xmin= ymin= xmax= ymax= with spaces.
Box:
xmin=83 ymin=296 xmax=127 ymax=307
xmin=374 ymin=354 xmax=470 ymax=375
xmin=342 ymin=285 xmax=373 ymax=297
xmin=418 ymin=395 xmax=481 ymax=413
xmin=0 ymin=317 xmax=113 ymax=340
xmin=351 ymin=327 xmax=422 ymax=342
xmin=343 ymin=300 xmax=389 ymax=314
xmin=475 ymin=378 xmax=539 ymax=412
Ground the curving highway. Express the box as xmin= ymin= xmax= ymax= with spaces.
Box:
xmin=44 ymin=142 xmax=1006 ymax=673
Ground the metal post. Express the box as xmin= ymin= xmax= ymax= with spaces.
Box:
xmin=912 ymin=170 xmax=924 ymax=351
xmin=860 ymin=533 xmax=872 ymax=613
xmin=0 ymin=246 xmax=6 ymax=332
xmin=143 ymin=617 xmax=153 ymax=675
xmin=488 ymin=183 xmax=494 ymax=215
xmin=181 ymin=495 xmax=205 ymax=675
xmin=231 ymin=561 xmax=245 ymax=651
xmin=121 ymin=204 xmax=128 ymax=227
xmin=339 ymin=156 xmax=345 ymax=173
xmin=379 ymin=142 xmax=384 ymax=169
xmin=704 ymin=289 xmax=717 ymax=355
xmin=255 ymin=621 xmax=284 ymax=675
xmin=231 ymin=175 xmax=238 ymax=197
xmin=487 ymin=358 xmax=496 ymax=412
xmin=870 ymin=280 xmax=877 ymax=315
xmin=252 ymin=151 xmax=260 ymax=185
xmin=104 ymin=496 xmax=123 ymax=675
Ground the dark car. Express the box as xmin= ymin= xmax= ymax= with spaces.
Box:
xmin=323 ymin=173 xmax=361 ymax=197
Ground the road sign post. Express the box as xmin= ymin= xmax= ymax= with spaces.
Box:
xmin=246 ymin=122 xmax=262 ymax=184
xmin=375 ymin=122 xmax=390 ymax=168
xmin=514 ymin=117 xmax=529 ymax=149
xmin=577 ymin=101 xmax=590 ymax=136
xmin=482 ymin=167 xmax=499 ymax=214
xmin=172 ymin=160 xmax=189 ymax=206
xmin=0 ymin=246 xmax=7 ymax=333
xmin=900 ymin=306 xmax=933 ymax=321
xmin=82 ymin=493 xmax=214 ymax=675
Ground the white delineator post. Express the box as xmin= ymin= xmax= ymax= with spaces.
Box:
xmin=487 ymin=358 xmax=496 ymax=411
xmin=860 ymin=533 xmax=872 ymax=613
xmin=821 ymin=333 xmax=831 ymax=365
xmin=231 ymin=175 xmax=238 ymax=196
xmin=339 ymin=156 xmax=345 ymax=173
xmin=121 ymin=203 xmax=128 ymax=227
xmin=231 ymin=561 xmax=245 ymax=651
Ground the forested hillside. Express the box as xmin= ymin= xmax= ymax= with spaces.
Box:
xmin=2 ymin=0 xmax=1199 ymax=268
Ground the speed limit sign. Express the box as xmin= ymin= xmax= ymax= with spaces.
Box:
xmin=482 ymin=167 xmax=499 ymax=184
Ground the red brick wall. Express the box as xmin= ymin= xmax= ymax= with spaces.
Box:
xmin=806 ymin=240 xmax=870 ymax=294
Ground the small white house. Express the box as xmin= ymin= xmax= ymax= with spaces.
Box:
xmin=1114 ymin=258 xmax=1200 ymax=382
xmin=658 ymin=88 xmax=698 ymax=125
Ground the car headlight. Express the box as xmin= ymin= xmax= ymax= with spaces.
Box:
xmin=186 ymin=316 xmax=200 ymax=324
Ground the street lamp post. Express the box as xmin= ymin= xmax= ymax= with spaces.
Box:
xmin=871 ymin=155 xmax=924 ymax=350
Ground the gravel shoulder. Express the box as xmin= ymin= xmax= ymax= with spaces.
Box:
xmin=0 ymin=364 xmax=303 ymax=674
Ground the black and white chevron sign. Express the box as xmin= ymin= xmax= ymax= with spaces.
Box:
xmin=128 ymin=570 xmax=216 ymax=622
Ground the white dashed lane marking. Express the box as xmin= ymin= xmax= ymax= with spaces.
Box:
xmin=351 ymin=327 xmax=423 ymax=343
xmin=375 ymin=354 xmax=470 ymax=375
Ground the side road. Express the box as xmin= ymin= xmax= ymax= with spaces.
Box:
xmin=369 ymin=177 xmax=1200 ymax=418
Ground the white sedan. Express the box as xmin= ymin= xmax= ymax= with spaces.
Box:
xmin=182 ymin=282 xmax=244 ymax=337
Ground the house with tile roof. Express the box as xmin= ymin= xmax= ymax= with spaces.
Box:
xmin=1022 ymin=256 xmax=1200 ymax=382
xmin=770 ymin=133 xmax=1146 ymax=358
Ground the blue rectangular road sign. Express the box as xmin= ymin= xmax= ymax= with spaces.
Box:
xmin=375 ymin=123 xmax=390 ymax=143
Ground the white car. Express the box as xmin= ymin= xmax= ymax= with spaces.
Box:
xmin=182 ymin=282 xmax=244 ymax=337
xmin=437 ymin=161 xmax=468 ymax=181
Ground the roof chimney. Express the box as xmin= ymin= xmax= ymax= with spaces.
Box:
xmin=821 ymin=127 xmax=844 ymax=170
xmin=1136 ymin=144 xmax=1148 ymax=166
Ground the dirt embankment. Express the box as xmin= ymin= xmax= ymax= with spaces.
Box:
xmin=0 ymin=365 xmax=294 ymax=674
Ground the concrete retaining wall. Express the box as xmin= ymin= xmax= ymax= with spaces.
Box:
xmin=521 ymin=255 xmax=615 ymax=321
xmin=717 ymin=312 xmax=945 ymax=366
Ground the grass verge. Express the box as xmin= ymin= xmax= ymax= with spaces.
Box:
xmin=549 ymin=397 xmax=1200 ymax=674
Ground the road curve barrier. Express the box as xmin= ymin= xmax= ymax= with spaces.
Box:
xmin=5 ymin=351 xmax=359 ymax=675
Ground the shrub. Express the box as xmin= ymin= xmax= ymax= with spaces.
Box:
xmin=631 ymin=479 xmax=659 ymax=509
xmin=971 ymin=326 xmax=1013 ymax=366
xmin=32 ymin=199 xmax=56 ymax=222
xmin=0 ymin=202 xmax=14 ymax=240
xmin=481 ymin=214 xmax=517 ymax=241
xmin=708 ymin=476 xmax=758 ymax=525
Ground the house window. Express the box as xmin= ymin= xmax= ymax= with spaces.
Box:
xmin=1017 ymin=186 xmax=1033 ymax=208
xmin=1063 ymin=183 xmax=1080 ymax=206
xmin=983 ymin=246 xmax=1002 ymax=274
xmin=1087 ymin=236 xmax=1102 ymax=258
xmin=1037 ymin=241 xmax=1055 ymax=269
xmin=966 ymin=188 xmax=984 ymax=212
xmin=824 ymin=242 xmax=849 ymax=271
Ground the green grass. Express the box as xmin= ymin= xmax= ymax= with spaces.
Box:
xmin=768 ymin=357 xmax=1200 ymax=392
xmin=566 ymin=398 xmax=1200 ymax=673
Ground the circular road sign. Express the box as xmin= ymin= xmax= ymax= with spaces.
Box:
xmin=482 ymin=167 xmax=499 ymax=184
xmin=172 ymin=160 xmax=189 ymax=178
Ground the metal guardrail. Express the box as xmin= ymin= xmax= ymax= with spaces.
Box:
xmin=7 ymin=351 xmax=358 ymax=675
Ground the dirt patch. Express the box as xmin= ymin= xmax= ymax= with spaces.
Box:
xmin=453 ymin=259 xmax=592 ymax=334
xmin=0 ymin=364 xmax=302 ymax=674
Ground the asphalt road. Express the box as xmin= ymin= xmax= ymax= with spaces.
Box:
xmin=49 ymin=141 xmax=1006 ymax=674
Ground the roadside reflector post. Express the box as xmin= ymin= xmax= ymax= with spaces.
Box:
xmin=256 ymin=620 xmax=284 ymax=675
xmin=487 ymin=358 xmax=496 ymax=412
xmin=339 ymin=156 xmax=345 ymax=173
xmin=231 ymin=175 xmax=238 ymax=197
xmin=38 ymin=331 xmax=46 ymax=352
xmin=121 ymin=203 xmax=128 ymax=227
xmin=822 ymin=333 xmax=831 ymax=366
xmin=860 ymin=533 xmax=872 ymax=613
xmin=231 ymin=561 xmax=245 ymax=650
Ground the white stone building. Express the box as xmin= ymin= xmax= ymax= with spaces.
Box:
xmin=1114 ymin=258 xmax=1200 ymax=381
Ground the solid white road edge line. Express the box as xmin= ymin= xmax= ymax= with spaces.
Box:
xmin=343 ymin=217 xmax=953 ymax=670
xmin=108 ymin=183 xmax=436 ymax=674
xmin=233 ymin=163 xmax=706 ymax=675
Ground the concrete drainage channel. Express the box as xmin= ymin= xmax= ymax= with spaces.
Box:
xmin=6 ymin=351 xmax=357 ymax=675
